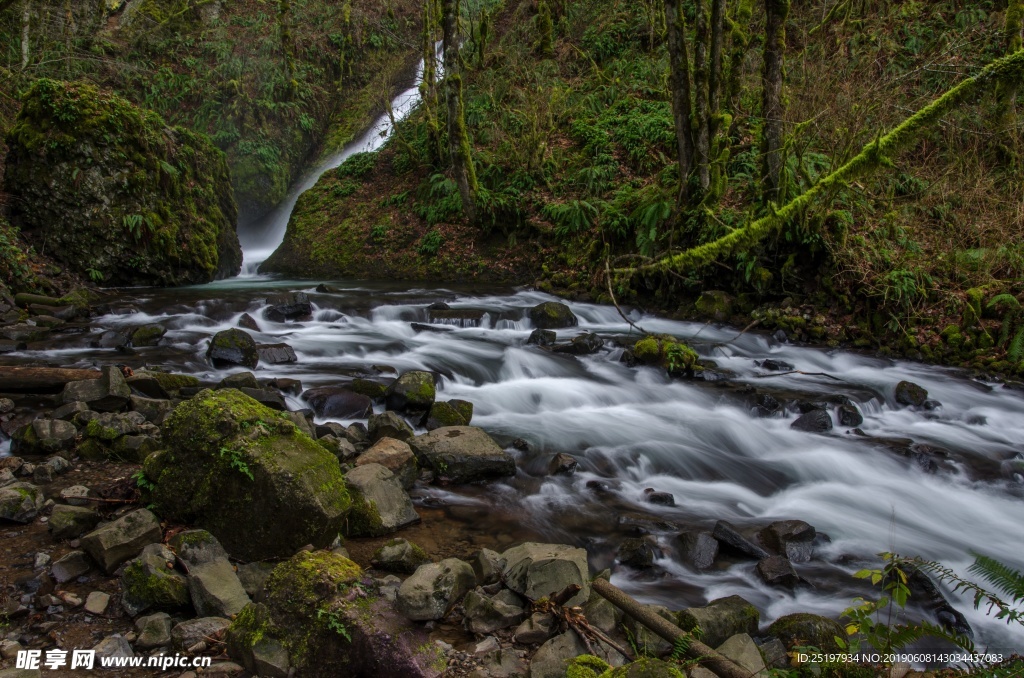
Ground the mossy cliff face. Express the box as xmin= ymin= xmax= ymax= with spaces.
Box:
xmin=4 ymin=78 xmax=241 ymax=286
xmin=150 ymin=389 xmax=350 ymax=560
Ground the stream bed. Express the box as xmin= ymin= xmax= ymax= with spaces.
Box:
xmin=11 ymin=276 xmax=1024 ymax=653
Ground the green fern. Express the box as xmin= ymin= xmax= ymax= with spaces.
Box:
xmin=909 ymin=555 xmax=1024 ymax=627
xmin=968 ymin=553 xmax=1024 ymax=605
xmin=1009 ymin=326 xmax=1024 ymax=362
xmin=986 ymin=293 xmax=1022 ymax=311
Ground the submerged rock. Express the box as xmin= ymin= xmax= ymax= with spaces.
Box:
xmin=150 ymin=389 xmax=350 ymax=560
xmin=528 ymin=302 xmax=578 ymax=329
xmin=3 ymin=78 xmax=241 ymax=286
xmin=895 ymin=380 xmax=928 ymax=407
xmin=790 ymin=409 xmax=833 ymax=433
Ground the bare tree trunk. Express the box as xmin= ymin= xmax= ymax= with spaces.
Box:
xmin=761 ymin=0 xmax=789 ymax=202
xmin=21 ymin=0 xmax=30 ymax=70
xmin=665 ymin=0 xmax=695 ymax=204
xmin=693 ymin=0 xmax=711 ymax=193
xmin=442 ymin=0 xmax=477 ymax=220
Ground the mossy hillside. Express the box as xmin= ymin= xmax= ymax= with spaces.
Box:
xmin=4 ymin=79 xmax=241 ymax=286
xmin=0 ymin=1 xmax=425 ymax=224
xmin=152 ymin=389 xmax=351 ymax=560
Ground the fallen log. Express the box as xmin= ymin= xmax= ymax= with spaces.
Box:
xmin=591 ymin=578 xmax=750 ymax=678
xmin=0 ymin=366 xmax=101 ymax=393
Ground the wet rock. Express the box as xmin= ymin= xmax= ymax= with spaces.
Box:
xmin=120 ymin=543 xmax=190 ymax=614
xmin=767 ymin=613 xmax=845 ymax=652
xmin=238 ymin=313 xmax=260 ymax=332
xmin=207 ymin=329 xmax=259 ymax=369
xmin=317 ymin=434 xmax=358 ymax=462
xmin=343 ymin=463 xmax=419 ymax=537
xmin=0 ymin=482 xmax=44 ymax=523
xmin=189 ymin=558 xmax=251 ymax=617
xmin=530 ymin=630 xmax=624 ymax=678
xmin=80 ymin=508 xmax=163 ymax=573
xmin=644 ymin=489 xmax=675 ymax=506
xmin=529 ymin=302 xmax=578 ymax=330
xmin=472 ymin=548 xmax=505 ymax=586
xmin=548 ymin=453 xmax=578 ymax=475
xmin=463 ymin=588 xmax=526 ymax=634
xmin=357 ymin=438 xmax=418 ymax=490
xmin=712 ymin=520 xmax=770 ymax=560
xmin=552 ymin=332 xmax=604 ymax=355
xmin=256 ymin=343 xmax=298 ymax=364
xmin=49 ymin=505 xmax=100 ymax=540
xmin=502 ymin=543 xmax=589 ymax=606
xmin=172 ymin=617 xmax=231 ymax=652
xmin=790 ymin=409 xmax=833 ymax=433
xmin=93 ymin=330 xmax=131 ymax=349
xmin=837 ymin=403 xmax=863 ymax=426
xmin=894 ymin=380 xmax=928 ymax=407
xmin=755 ymin=393 xmax=781 ymax=417
xmin=136 ymin=612 xmax=173 ymax=649
xmin=617 ymin=537 xmax=656 ymax=569
xmin=677 ymin=595 xmax=759 ymax=648
xmin=759 ymin=358 xmax=793 ymax=372
xmin=11 ymin=419 xmax=77 ymax=455
xmin=513 ymin=611 xmax=558 ymax=644
xmin=304 ymin=387 xmax=373 ymax=418
xmin=152 ymin=389 xmax=349 ymax=560
xmin=397 ymin=558 xmax=476 ymax=621
xmin=385 ymin=370 xmax=437 ymax=415
xmin=716 ymin=633 xmax=767 ymax=676
xmin=131 ymin=324 xmax=166 ymax=347
xmin=759 ymin=520 xmax=815 ymax=563
xmin=347 ymin=377 xmax=389 ymax=401
xmin=410 ymin=426 xmax=516 ymax=484
xmin=371 ymin=538 xmax=431 ymax=574
xmin=51 ymin=550 xmax=91 ymax=583
xmin=263 ymin=292 xmax=312 ymax=322
xmin=676 ymin=530 xmax=719 ymax=570
xmin=218 ymin=372 xmax=260 ymax=390
xmin=62 ymin=366 xmax=131 ymax=412
xmin=527 ymin=329 xmax=556 ymax=346
xmin=424 ymin=400 xmax=469 ymax=430
xmin=695 ymin=291 xmax=735 ymax=322
xmin=369 ymin=411 xmax=415 ymax=443
xmin=238 ymin=387 xmax=287 ymax=411
xmin=757 ymin=555 xmax=800 ymax=588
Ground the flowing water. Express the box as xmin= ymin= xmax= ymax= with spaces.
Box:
xmin=15 ymin=278 xmax=1024 ymax=652
xmin=5 ymin=49 xmax=1023 ymax=658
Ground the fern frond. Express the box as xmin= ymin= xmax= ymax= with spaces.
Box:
xmin=968 ymin=553 xmax=1024 ymax=604
xmin=986 ymin=293 xmax=1022 ymax=311
xmin=1008 ymin=326 xmax=1024 ymax=362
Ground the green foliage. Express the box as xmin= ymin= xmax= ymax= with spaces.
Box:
xmin=219 ymin=446 xmax=254 ymax=481
xmin=316 ymin=607 xmax=352 ymax=642
xmin=543 ymin=199 xmax=599 ymax=239
xmin=336 ymin=152 xmax=377 ymax=180
xmin=911 ymin=553 xmax=1024 ymax=627
xmin=132 ymin=470 xmax=156 ymax=493
xmin=987 ymin=294 xmax=1024 ymax=361
xmin=417 ymin=230 xmax=444 ymax=256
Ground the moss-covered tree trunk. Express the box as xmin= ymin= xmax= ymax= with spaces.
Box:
xmin=665 ymin=0 xmax=696 ymax=204
xmin=422 ymin=0 xmax=443 ymax=164
xmin=442 ymin=0 xmax=478 ymax=221
xmin=20 ymin=0 xmax=30 ymax=70
xmin=693 ymin=0 xmax=712 ymax=193
xmin=726 ymin=0 xmax=753 ymax=124
xmin=761 ymin=0 xmax=788 ymax=202
xmin=997 ymin=0 xmax=1023 ymax=131
xmin=537 ymin=0 xmax=554 ymax=57
xmin=278 ymin=0 xmax=297 ymax=99
xmin=709 ymin=0 xmax=726 ymax=131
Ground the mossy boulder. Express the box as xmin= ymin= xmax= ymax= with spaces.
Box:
xmin=694 ymin=290 xmax=735 ymax=322
xmin=151 ymin=389 xmax=350 ymax=560
xmin=227 ymin=551 xmax=444 ymax=677
xmin=120 ymin=543 xmax=191 ymax=614
xmin=677 ymin=595 xmax=759 ymax=648
xmin=629 ymin=335 xmax=699 ymax=374
xmin=207 ymin=329 xmax=260 ymax=369
xmin=529 ymin=301 xmax=578 ymax=329
xmin=424 ymin=401 xmax=468 ymax=430
xmin=566 ymin=657 xmax=686 ymax=678
xmin=4 ymin=79 xmax=241 ymax=286
xmin=385 ymin=370 xmax=437 ymax=415
xmin=894 ymin=380 xmax=928 ymax=408
xmin=131 ymin=324 xmax=166 ymax=347
xmin=767 ymin=612 xmax=846 ymax=652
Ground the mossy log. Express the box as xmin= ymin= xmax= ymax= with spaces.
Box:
xmin=614 ymin=46 xmax=1024 ymax=279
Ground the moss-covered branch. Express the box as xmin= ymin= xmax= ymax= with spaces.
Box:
xmin=613 ymin=46 xmax=1024 ymax=277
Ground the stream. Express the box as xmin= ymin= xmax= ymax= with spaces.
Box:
xmin=6 ymin=56 xmax=1024 ymax=657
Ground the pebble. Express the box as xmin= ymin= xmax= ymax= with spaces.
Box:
xmin=0 ymin=639 xmax=23 ymax=659
xmin=34 ymin=553 xmax=50 ymax=569
xmin=59 ymin=592 xmax=82 ymax=607
xmin=84 ymin=591 xmax=110 ymax=615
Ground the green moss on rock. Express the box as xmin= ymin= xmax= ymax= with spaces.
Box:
xmin=4 ymin=79 xmax=241 ymax=286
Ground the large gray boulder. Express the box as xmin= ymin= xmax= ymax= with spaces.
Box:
xmin=368 ymin=411 xmax=415 ymax=442
xmin=62 ymin=366 xmax=131 ymax=412
xmin=501 ymin=543 xmax=590 ymax=607
xmin=677 ymin=595 xmax=760 ymax=648
xmin=303 ymin=387 xmax=373 ymax=418
xmin=0 ymin=482 xmax=45 ymax=523
xmin=462 ymin=588 xmax=526 ymax=634
xmin=81 ymin=508 xmax=162 ymax=573
xmin=172 ymin=617 xmax=232 ymax=652
xmin=410 ymin=427 xmax=515 ymax=484
xmin=371 ymin=539 xmax=431 ymax=574
xmin=11 ymin=419 xmax=77 ymax=456
xmin=396 ymin=558 xmax=476 ymax=621
xmin=343 ymin=463 xmax=419 ymax=538
xmin=188 ymin=558 xmax=251 ymax=617
xmin=49 ymin=505 xmax=100 ymax=539
xmin=528 ymin=630 xmax=624 ymax=678
xmin=149 ymin=389 xmax=350 ymax=560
